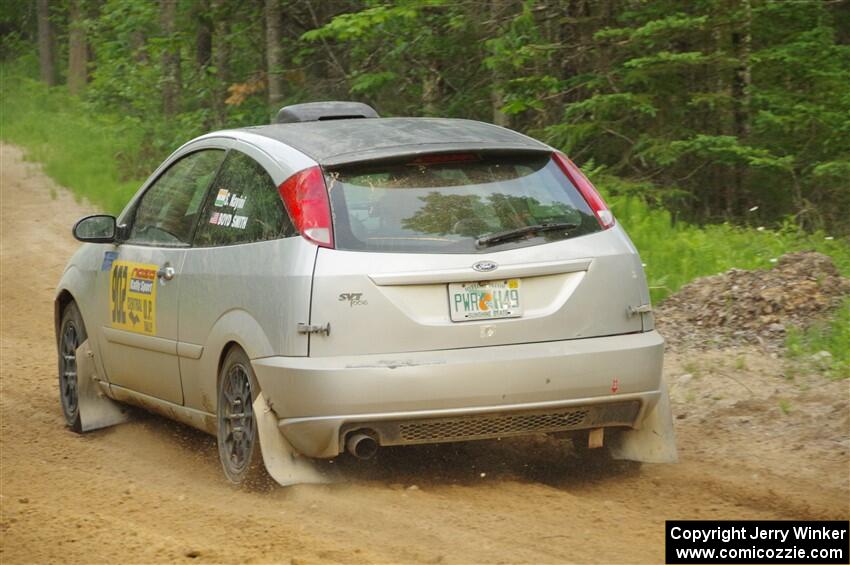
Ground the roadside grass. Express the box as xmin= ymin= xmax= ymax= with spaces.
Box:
xmin=2 ymin=62 xmax=849 ymax=354
xmin=1 ymin=61 xmax=145 ymax=214
xmin=614 ymin=198 xmax=850 ymax=371
xmin=608 ymin=195 xmax=850 ymax=303
xmin=785 ymin=298 xmax=850 ymax=379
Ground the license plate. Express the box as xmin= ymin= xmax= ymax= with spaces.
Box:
xmin=449 ymin=279 xmax=522 ymax=322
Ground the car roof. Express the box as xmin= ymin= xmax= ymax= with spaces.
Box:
xmin=239 ymin=117 xmax=552 ymax=168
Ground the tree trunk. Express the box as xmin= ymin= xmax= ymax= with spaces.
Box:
xmin=194 ymin=0 xmax=212 ymax=69
xmin=265 ymin=0 xmax=284 ymax=112
xmin=421 ymin=71 xmax=441 ymax=116
xmin=160 ymin=0 xmax=181 ymax=116
xmin=732 ymin=0 xmax=752 ymax=139
xmin=37 ymin=0 xmax=58 ymax=86
xmin=212 ymin=0 xmax=230 ymax=126
xmin=489 ymin=0 xmax=509 ymax=127
xmin=129 ymin=30 xmax=148 ymax=63
xmin=729 ymin=0 xmax=752 ymax=217
xmin=68 ymin=0 xmax=88 ymax=95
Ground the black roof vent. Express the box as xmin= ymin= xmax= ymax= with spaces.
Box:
xmin=274 ymin=101 xmax=379 ymax=124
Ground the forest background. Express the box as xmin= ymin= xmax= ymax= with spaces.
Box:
xmin=1 ymin=0 xmax=848 ymax=369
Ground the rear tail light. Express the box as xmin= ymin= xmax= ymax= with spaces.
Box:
xmin=552 ymin=152 xmax=615 ymax=229
xmin=278 ymin=165 xmax=334 ymax=248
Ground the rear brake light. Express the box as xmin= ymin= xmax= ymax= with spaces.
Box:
xmin=278 ymin=165 xmax=334 ymax=248
xmin=552 ymin=152 xmax=615 ymax=229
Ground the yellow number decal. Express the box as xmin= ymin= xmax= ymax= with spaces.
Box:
xmin=110 ymin=261 xmax=157 ymax=335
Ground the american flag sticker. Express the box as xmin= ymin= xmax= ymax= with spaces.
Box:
xmin=209 ymin=212 xmax=220 ymax=224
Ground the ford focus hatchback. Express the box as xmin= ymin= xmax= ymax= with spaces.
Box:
xmin=56 ymin=102 xmax=676 ymax=486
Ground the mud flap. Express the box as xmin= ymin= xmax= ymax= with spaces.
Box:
xmin=609 ymin=378 xmax=678 ymax=463
xmin=253 ymin=392 xmax=330 ymax=486
xmin=75 ymin=340 xmax=130 ymax=432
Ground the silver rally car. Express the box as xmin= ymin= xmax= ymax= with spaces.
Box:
xmin=56 ymin=101 xmax=676 ymax=486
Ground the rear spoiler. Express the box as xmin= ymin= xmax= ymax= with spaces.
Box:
xmin=320 ymin=144 xmax=552 ymax=169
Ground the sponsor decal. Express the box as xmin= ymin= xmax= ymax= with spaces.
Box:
xmin=129 ymin=277 xmax=153 ymax=295
xmin=110 ymin=261 xmax=157 ymax=335
xmin=214 ymin=189 xmax=230 ymax=207
xmin=228 ymin=194 xmax=246 ymax=209
xmin=100 ymin=251 xmax=118 ymax=272
xmin=210 ymin=211 xmax=246 ymax=229
xmin=214 ymin=189 xmax=246 ymax=210
xmin=131 ymin=267 xmax=156 ymax=280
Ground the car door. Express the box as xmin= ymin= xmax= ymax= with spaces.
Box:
xmin=176 ymin=142 xmax=314 ymax=412
xmin=98 ymin=147 xmax=227 ymax=404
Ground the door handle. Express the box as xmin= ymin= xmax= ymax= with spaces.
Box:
xmin=157 ymin=265 xmax=176 ymax=281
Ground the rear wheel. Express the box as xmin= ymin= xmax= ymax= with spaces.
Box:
xmin=58 ymin=302 xmax=85 ymax=433
xmin=216 ymin=347 xmax=266 ymax=486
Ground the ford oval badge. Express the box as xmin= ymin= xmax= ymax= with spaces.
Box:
xmin=472 ymin=261 xmax=498 ymax=273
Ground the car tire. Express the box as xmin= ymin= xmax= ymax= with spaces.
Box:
xmin=216 ymin=346 xmax=268 ymax=486
xmin=58 ymin=302 xmax=85 ymax=433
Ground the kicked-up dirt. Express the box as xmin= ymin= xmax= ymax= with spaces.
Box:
xmin=1 ymin=143 xmax=848 ymax=564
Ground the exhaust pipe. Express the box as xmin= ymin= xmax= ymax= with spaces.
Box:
xmin=346 ymin=432 xmax=378 ymax=459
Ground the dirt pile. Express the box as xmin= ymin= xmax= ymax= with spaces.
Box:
xmin=656 ymin=251 xmax=850 ymax=349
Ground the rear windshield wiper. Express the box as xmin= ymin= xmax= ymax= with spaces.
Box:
xmin=475 ymin=222 xmax=579 ymax=248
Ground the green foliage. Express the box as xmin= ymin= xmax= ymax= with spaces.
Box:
xmin=785 ymin=298 xmax=850 ymax=380
xmin=534 ymin=0 xmax=850 ymax=231
xmin=3 ymin=0 xmax=849 ymax=338
xmin=301 ymin=0 xmax=489 ymax=118
xmin=7 ymin=0 xmax=848 ymax=234
xmin=599 ymin=179 xmax=850 ymax=305
xmin=652 ymin=135 xmax=793 ymax=171
xmin=0 ymin=61 xmax=144 ymax=214
xmin=301 ymin=4 xmax=422 ymax=42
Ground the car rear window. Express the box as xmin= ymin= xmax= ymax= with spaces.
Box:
xmin=325 ymin=153 xmax=601 ymax=254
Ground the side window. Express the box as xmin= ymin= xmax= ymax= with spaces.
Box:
xmin=128 ymin=149 xmax=226 ymax=246
xmin=194 ymin=150 xmax=295 ymax=247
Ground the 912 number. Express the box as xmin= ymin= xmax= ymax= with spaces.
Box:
xmin=111 ymin=264 xmax=128 ymax=324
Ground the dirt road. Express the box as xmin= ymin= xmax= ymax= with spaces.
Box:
xmin=1 ymin=143 xmax=848 ymax=564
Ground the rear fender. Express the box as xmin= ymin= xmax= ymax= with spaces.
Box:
xmin=193 ymin=312 xmax=331 ymax=485
xmin=183 ymin=308 xmax=275 ymax=415
xmin=195 ymin=316 xmax=329 ymax=485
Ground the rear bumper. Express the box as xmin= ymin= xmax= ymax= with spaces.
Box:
xmin=252 ymin=331 xmax=664 ymax=457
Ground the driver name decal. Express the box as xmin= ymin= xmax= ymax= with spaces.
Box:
xmin=110 ymin=261 xmax=157 ymax=335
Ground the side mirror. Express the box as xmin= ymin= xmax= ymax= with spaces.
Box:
xmin=73 ymin=215 xmax=117 ymax=243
